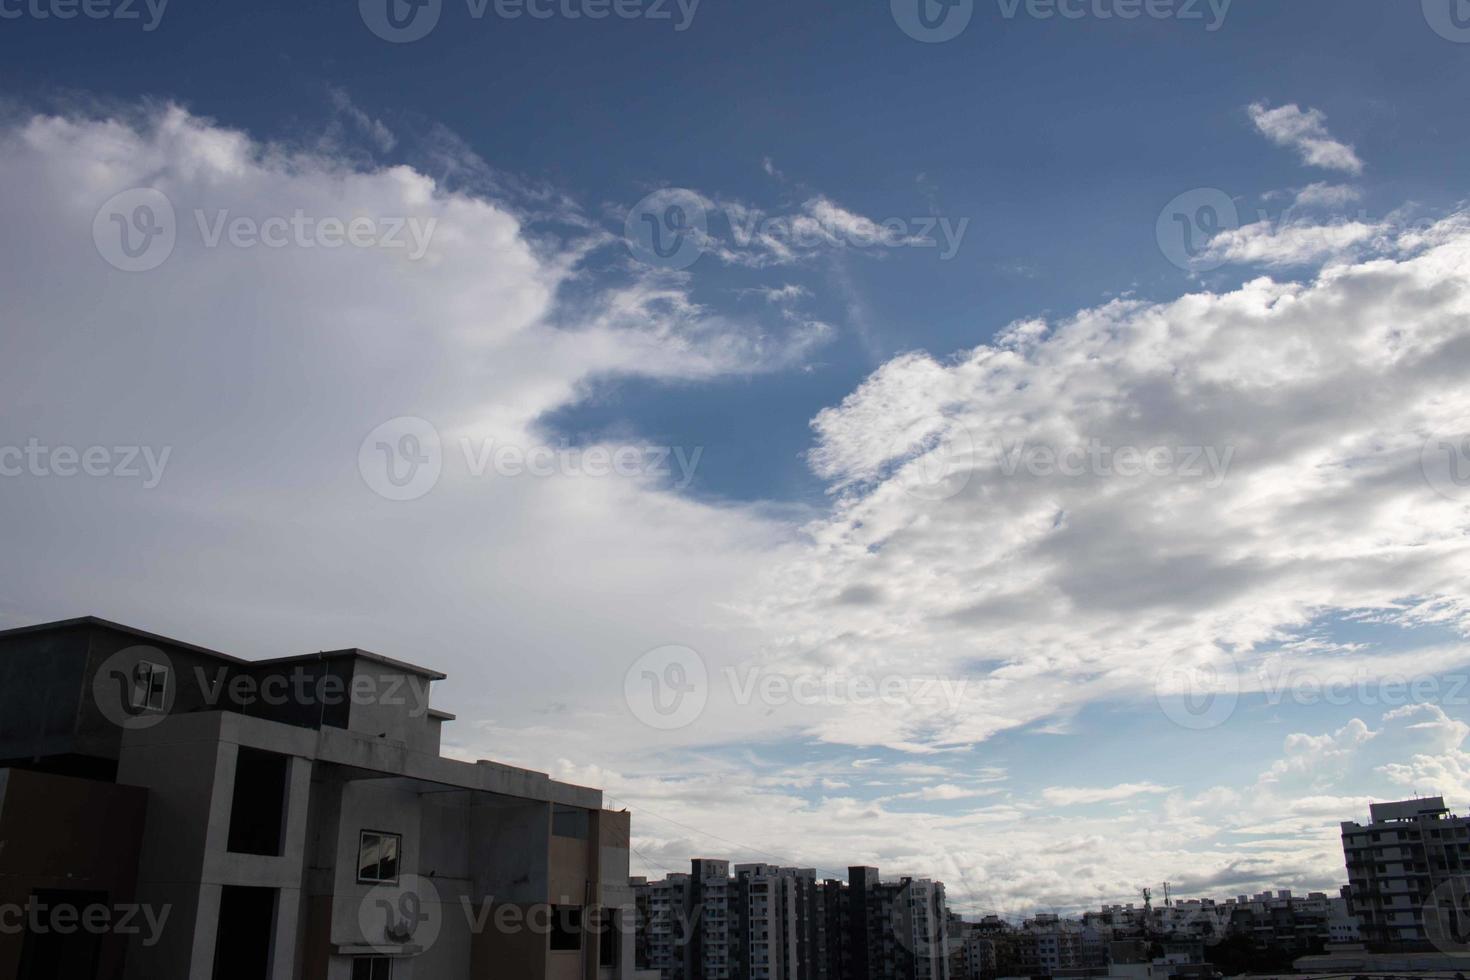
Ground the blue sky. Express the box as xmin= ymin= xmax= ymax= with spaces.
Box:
xmin=4 ymin=0 xmax=1470 ymax=915
xmin=7 ymin=0 xmax=1468 ymax=506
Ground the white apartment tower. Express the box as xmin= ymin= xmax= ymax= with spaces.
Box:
xmin=1342 ymin=797 xmax=1470 ymax=945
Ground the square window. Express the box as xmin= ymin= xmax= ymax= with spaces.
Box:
xmin=351 ymin=956 xmax=393 ymax=980
xmin=358 ymin=831 xmax=401 ymax=884
xmin=552 ymin=804 xmax=590 ymax=840
xmin=130 ymin=661 xmax=168 ymax=711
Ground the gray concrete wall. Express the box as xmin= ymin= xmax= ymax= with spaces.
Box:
xmin=119 ymin=711 xmax=317 ymax=980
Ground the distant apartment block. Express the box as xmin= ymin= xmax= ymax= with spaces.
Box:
xmin=635 ymin=862 xmax=950 ymax=980
xmin=1083 ymin=887 xmax=1353 ymax=956
xmin=944 ymin=914 xmax=995 ymax=980
xmin=1342 ymin=796 xmax=1470 ymax=946
xmin=0 ymin=616 xmax=641 ymax=980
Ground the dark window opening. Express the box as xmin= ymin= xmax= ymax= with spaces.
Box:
xmin=552 ymin=804 xmax=589 ymax=839
xmin=599 ymin=910 xmax=621 ymax=968
xmin=351 ymin=957 xmax=393 ymax=980
xmin=358 ymin=830 xmax=401 ymax=883
xmin=212 ymin=886 xmax=277 ymax=980
xmin=17 ymin=890 xmax=105 ymax=980
xmin=227 ymin=747 xmax=290 ymax=856
xmin=551 ymin=905 xmax=583 ymax=951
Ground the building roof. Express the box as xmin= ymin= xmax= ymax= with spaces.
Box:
xmin=0 ymin=615 xmax=447 ymax=679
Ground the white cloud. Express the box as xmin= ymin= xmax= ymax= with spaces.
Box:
xmin=1248 ymin=102 xmax=1364 ymax=174
xmin=761 ymin=212 xmax=1470 ymax=755
xmin=1201 ymin=217 xmax=1382 ymax=267
xmin=1042 ymin=783 xmax=1171 ymax=806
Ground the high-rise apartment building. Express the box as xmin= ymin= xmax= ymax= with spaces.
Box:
xmin=637 ymin=874 xmax=693 ymax=980
xmin=1342 ymin=797 xmax=1470 ymax=946
xmin=635 ymin=863 xmax=948 ymax=980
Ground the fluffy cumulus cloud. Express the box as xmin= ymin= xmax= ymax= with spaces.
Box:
xmin=763 ymin=213 xmax=1470 ymax=755
xmin=1248 ymin=101 xmax=1365 ymax=174
xmin=0 ymin=100 xmax=813 ymax=761
xmin=6 ymin=96 xmax=1470 ymax=912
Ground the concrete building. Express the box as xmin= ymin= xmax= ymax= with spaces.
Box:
xmin=945 ymin=915 xmax=995 ymax=980
xmin=1341 ymin=796 xmax=1470 ymax=946
xmin=733 ymin=865 xmax=809 ymax=980
xmin=1085 ymin=888 xmax=1353 ymax=958
xmin=689 ymin=860 xmax=737 ymax=979
xmin=636 ymin=862 xmax=947 ymax=980
xmin=0 ymin=616 xmax=641 ymax=980
xmin=637 ymin=874 xmax=693 ymax=980
xmin=1021 ymin=913 xmax=1106 ymax=977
